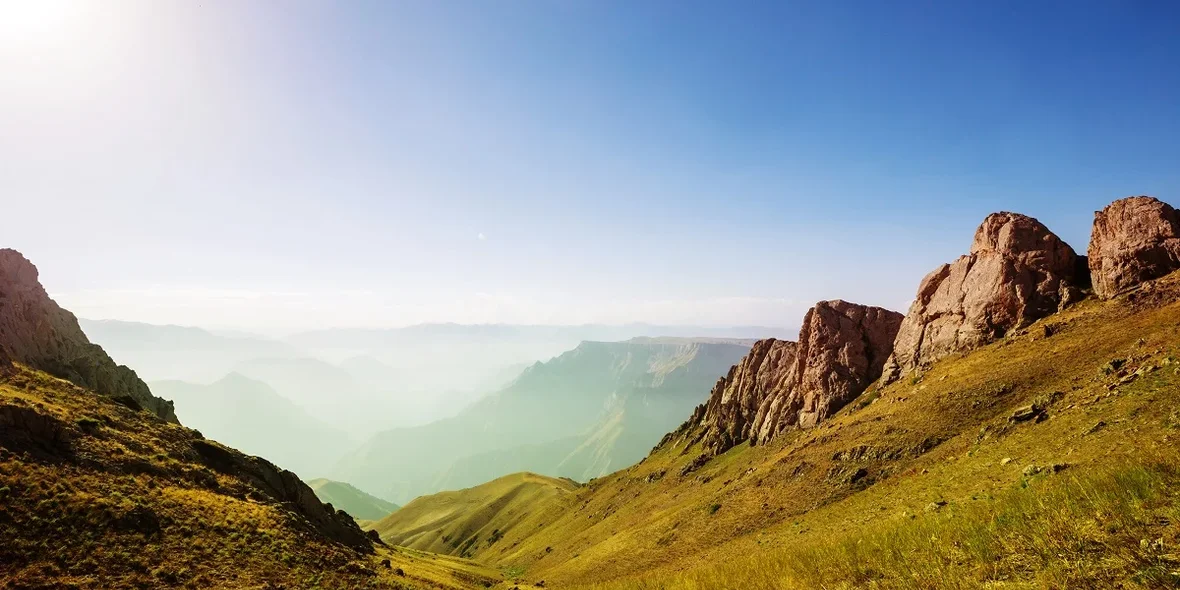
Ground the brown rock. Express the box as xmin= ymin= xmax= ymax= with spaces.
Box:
xmin=0 ymin=249 xmax=176 ymax=422
xmin=675 ymin=300 xmax=902 ymax=455
xmin=884 ymin=213 xmax=1082 ymax=382
xmin=1088 ymin=196 xmax=1180 ymax=299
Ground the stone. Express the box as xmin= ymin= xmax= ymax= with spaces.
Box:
xmin=0 ymin=249 xmax=176 ymax=422
xmin=884 ymin=213 xmax=1084 ymax=382
xmin=1022 ymin=465 xmax=1041 ymax=477
xmin=673 ymin=300 xmax=902 ymax=455
xmin=1088 ymin=196 xmax=1180 ymax=299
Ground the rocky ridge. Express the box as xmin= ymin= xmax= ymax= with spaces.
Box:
xmin=672 ymin=300 xmax=902 ymax=455
xmin=0 ymin=249 xmax=176 ymax=422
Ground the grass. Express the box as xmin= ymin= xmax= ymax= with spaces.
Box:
xmin=425 ymin=272 xmax=1180 ymax=588
xmin=0 ymin=366 xmax=500 ymax=590
xmin=369 ymin=472 xmax=580 ymax=559
xmin=569 ymin=458 xmax=1180 ymax=589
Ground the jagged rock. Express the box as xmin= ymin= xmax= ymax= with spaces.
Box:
xmin=885 ymin=213 xmax=1084 ymax=382
xmin=689 ymin=339 xmax=798 ymax=454
xmin=675 ymin=300 xmax=902 ymax=456
xmin=0 ymin=249 xmax=176 ymax=422
xmin=1088 ymin=196 xmax=1180 ymax=299
xmin=191 ymin=439 xmax=373 ymax=551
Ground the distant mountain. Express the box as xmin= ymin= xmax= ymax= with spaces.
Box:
xmin=150 ymin=374 xmax=352 ymax=478
xmin=334 ymin=338 xmax=751 ymax=504
xmin=369 ymin=472 xmax=579 ymax=557
xmin=308 ymin=479 xmax=400 ymax=522
xmin=79 ymin=319 xmax=300 ymax=383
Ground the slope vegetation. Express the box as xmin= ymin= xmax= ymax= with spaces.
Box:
xmin=435 ymin=271 xmax=1180 ymax=588
xmin=0 ymin=362 xmax=510 ymax=590
xmin=371 ymin=472 xmax=580 ymax=558
xmin=309 ymin=478 xmax=401 ymax=522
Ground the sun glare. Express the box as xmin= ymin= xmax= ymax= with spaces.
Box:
xmin=0 ymin=0 xmax=81 ymax=48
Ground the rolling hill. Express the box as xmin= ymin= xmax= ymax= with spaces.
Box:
xmin=334 ymin=338 xmax=752 ymax=504
xmin=309 ymin=478 xmax=401 ymax=522
xmin=369 ymin=473 xmax=580 ymax=557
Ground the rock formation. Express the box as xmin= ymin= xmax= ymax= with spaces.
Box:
xmin=192 ymin=439 xmax=374 ymax=552
xmin=1088 ymin=196 xmax=1180 ymax=299
xmin=0 ymin=249 xmax=176 ymax=422
xmin=883 ymin=213 xmax=1084 ymax=382
xmin=676 ymin=300 xmax=902 ymax=455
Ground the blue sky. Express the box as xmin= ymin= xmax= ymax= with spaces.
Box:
xmin=2 ymin=1 xmax=1179 ymax=331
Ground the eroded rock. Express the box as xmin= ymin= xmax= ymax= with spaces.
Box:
xmin=674 ymin=300 xmax=902 ymax=455
xmin=884 ymin=213 xmax=1084 ymax=381
xmin=1088 ymin=196 xmax=1180 ymax=299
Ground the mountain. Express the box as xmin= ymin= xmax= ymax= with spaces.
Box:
xmin=78 ymin=318 xmax=300 ymax=383
xmin=335 ymin=338 xmax=752 ymax=504
xmin=375 ymin=195 xmax=1180 ymax=589
xmin=0 ymin=250 xmax=175 ymax=422
xmin=308 ymin=478 xmax=400 ymax=522
xmin=369 ymin=472 xmax=579 ymax=557
xmin=150 ymin=374 xmax=353 ymax=478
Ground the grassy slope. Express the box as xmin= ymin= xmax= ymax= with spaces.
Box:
xmin=371 ymin=472 xmax=581 ymax=558
xmin=309 ymin=478 xmax=401 ymax=522
xmin=0 ymin=366 xmax=500 ymax=590
xmin=460 ymin=274 xmax=1180 ymax=588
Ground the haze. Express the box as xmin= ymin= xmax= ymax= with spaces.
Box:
xmin=5 ymin=1 xmax=1177 ymax=333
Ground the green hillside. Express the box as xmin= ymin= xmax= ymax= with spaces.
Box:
xmin=309 ymin=478 xmax=401 ymax=522
xmin=387 ymin=272 xmax=1180 ymax=589
xmin=370 ymin=472 xmax=580 ymax=558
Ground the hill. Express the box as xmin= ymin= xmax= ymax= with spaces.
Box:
xmin=150 ymin=374 xmax=353 ymax=479
xmin=309 ymin=478 xmax=401 ymax=522
xmin=334 ymin=339 xmax=751 ymax=504
xmin=370 ymin=473 xmax=579 ymax=557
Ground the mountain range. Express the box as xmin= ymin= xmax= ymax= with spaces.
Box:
xmin=4 ymin=195 xmax=1180 ymax=588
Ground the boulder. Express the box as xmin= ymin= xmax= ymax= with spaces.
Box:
xmin=884 ymin=213 xmax=1083 ymax=381
xmin=674 ymin=300 xmax=902 ymax=455
xmin=1088 ymin=196 xmax=1180 ymax=299
xmin=0 ymin=249 xmax=176 ymax=422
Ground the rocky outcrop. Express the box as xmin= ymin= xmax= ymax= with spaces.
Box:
xmin=884 ymin=213 xmax=1084 ymax=382
xmin=0 ymin=249 xmax=176 ymax=422
xmin=1088 ymin=196 xmax=1180 ymax=299
xmin=676 ymin=300 xmax=902 ymax=455
xmin=192 ymin=439 xmax=374 ymax=552
xmin=686 ymin=339 xmax=798 ymax=455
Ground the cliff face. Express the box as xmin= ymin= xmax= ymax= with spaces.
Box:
xmin=0 ymin=249 xmax=176 ymax=422
xmin=1088 ymin=196 xmax=1180 ymax=299
xmin=883 ymin=213 xmax=1084 ymax=382
xmin=675 ymin=300 xmax=902 ymax=455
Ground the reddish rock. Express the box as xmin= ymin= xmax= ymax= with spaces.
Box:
xmin=884 ymin=213 xmax=1083 ymax=382
xmin=676 ymin=300 xmax=902 ymax=455
xmin=1088 ymin=196 xmax=1180 ymax=299
xmin=0 ymin=249 xmax=176 ymax=422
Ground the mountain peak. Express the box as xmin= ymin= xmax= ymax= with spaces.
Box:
xmin=0 ymin=249 xmax=176 ymax=422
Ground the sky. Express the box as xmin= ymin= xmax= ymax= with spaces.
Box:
xmin=2 ymin=1 xmax=1179 ymax=333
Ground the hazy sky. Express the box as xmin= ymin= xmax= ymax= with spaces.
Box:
xmin=3 ymin=1 xmax=1179 ymax=332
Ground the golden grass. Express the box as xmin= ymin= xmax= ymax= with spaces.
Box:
xmin=569 ymin=458 xmax=1180 ymax=589
xmin=452 ymin=275 xmax=1180 ymax=588
xmin=0 ymin=366 xmax=501 ymax=590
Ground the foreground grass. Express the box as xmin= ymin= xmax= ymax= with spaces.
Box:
xmin=573 ymin=459 xmax=1180 ymax=590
